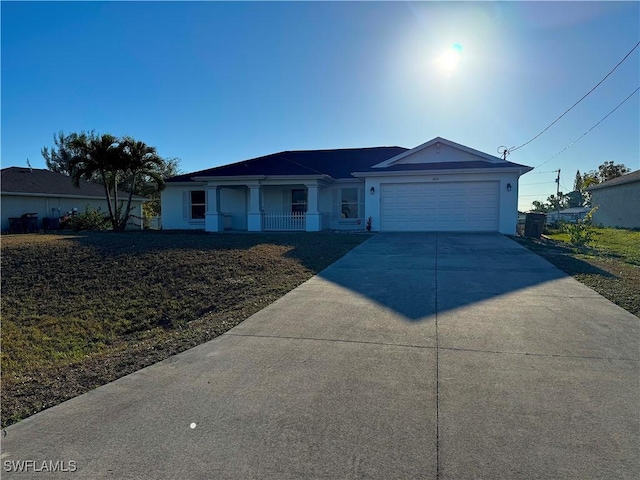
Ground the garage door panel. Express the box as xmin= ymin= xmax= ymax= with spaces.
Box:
xmin=380 ymin=182 xmax=499 ymax=232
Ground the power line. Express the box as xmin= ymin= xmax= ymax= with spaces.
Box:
xmin=524 ymin=169 xmax=559 ymax=175
xmin=510 ymin=41 xmax=640 ymax=153
xmin=534 ymin=86 xmax=640 ymax=169
xmin=520 ymin=181 xmax=554 ymax=186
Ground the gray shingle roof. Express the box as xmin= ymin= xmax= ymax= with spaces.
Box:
xmin=1 ymin=167 xmax=146 ymax=200
xmin=167 ymin=143 xmax=530 ymax=183
xmin=167 ymin=147 xmax=410 ymax=182
xmin=586 ymin=170 xmax=640 ymax=191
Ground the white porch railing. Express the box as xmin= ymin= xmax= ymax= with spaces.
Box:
xmin=262 ymin=212 xmax=306 ymax=231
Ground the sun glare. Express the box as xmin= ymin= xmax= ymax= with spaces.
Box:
xmin=438 ymin=43 xmax=463 ymax=73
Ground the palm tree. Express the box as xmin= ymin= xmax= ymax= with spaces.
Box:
xmin=117 ymin=137 xmax=165 ymax=230
xmin=68 ymin=133 xmax=121 ymax=229
xmin=65 ymin=133 xmax=171 ymax=231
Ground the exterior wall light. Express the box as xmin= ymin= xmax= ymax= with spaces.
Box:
xmin=370 ymin=186 xmax=375 ymax=195
xmin=506 ymin=183 xmax=512 ymax=192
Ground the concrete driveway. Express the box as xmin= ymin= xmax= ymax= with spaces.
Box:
xmin=2 ymin=233 xmax=638 ymax=479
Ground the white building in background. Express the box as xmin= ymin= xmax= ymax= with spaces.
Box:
xmin=1 ymin=167 xmax=146 ymax=232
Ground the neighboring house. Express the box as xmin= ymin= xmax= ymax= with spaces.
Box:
xmin=586 ymin=170 xmax=640 ymax=229
xmin=1 ymin=167 xmax=146 ymax=231
xmin=161 ymin=137 xmax=533 ymax=234
xmin=545 ymin=207 xmax=591 ymax=224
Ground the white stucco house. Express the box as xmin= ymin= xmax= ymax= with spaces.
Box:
xmin=1 ymin=167 xmax=146 ymax=232
xmin=161 ymin=137 xmax=533 ymax=234
xmin=587 ymin=169 xmax=640 ymax=229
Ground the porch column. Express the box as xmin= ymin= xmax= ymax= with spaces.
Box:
xmin=205 ymin=185 xmax=224 ymax=232
xmin=305 ymin=183 xmax=322 ymax=232
xmin=247 ymin=185 xmax=262 ymax=232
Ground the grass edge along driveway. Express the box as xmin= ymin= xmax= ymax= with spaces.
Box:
xmin=512 ymin=227 xmax=639 ymax=318
xmin=1 ymin=231 xmax=368 ymax=427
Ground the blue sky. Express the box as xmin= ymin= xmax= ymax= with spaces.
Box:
xmin=2 ymin=1 xmax=639 ymax=211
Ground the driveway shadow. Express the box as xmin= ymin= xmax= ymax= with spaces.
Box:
xmin=315 ymin=232 xmax=614 ymax=321
xmin=232 ymin=231 xmax=632 ymax=354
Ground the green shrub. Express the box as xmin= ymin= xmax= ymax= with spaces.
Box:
xmin=68 ymin=206 xmax=110 ymax=231
xmin=562 ymin=207 xmax=598 ymax=246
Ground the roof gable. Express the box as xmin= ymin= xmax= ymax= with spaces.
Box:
xmin=360 ymin=137 xmax=532 ymax=174
xmin=373 ymin=137 xmax=504 ymax=168
xmin=1 ymin=167 xmax=146 ymax=200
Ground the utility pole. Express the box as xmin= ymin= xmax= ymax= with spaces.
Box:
xmin=555 ymin=169 xmax=561 ymax=219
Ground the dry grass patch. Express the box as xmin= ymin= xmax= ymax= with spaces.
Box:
xmin=1 ymin=231 xmax=368 ymax=426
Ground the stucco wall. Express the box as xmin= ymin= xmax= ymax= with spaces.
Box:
xmin=262 ymin=186 xmax=290 ymax=211
xmin=363 ymin=171 xmax=520 ymax=234
xmin=1 ymin=195 xmax=143 ymax=231
xmin=161 ymin=185 xmax=205 ymax=230
xmin=590 ymin=182 xmax=640 ymax=228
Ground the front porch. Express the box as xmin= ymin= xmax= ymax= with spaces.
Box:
xmin=204 ymin=183 xmax=328 ymax=232
xmin=162 ymin=176 xmax=366 ymax=232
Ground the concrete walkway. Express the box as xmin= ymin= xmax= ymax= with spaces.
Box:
xmin=2 ymin=233 xmax=638 ymax=479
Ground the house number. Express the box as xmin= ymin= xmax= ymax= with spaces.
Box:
xmin=432 ymin=177 xmax=440 ymax=181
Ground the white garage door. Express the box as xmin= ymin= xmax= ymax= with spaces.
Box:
xmin=380 ymin=182 xmax=499 ymax=232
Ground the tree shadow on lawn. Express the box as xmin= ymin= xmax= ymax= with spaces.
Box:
xmin=51 ymin=230 xmax=364 ymax=264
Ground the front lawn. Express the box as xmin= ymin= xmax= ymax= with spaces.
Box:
xmin=1 ymin=231 xmax=368 ymax=427
xmin=514 ymin=227 xmax=640 ymax=317
xmin=545 ymin=226 xmax=640 ymax=266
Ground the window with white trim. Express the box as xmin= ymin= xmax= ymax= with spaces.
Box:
xmin=191 ymin=191 xmax=206 ymax=219
xmin=341 ymin=188 xmax=359 ymax=218
xmin=291 ymin=189 xmax=307 ymax=213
